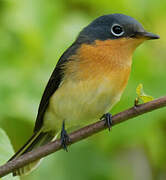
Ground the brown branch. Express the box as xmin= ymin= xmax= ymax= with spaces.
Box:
xmin=0 ymin=96 xmax=166 ymax=177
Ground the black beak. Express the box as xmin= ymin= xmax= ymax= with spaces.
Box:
xmin=134 ymin=31 xmax=160 ymax=40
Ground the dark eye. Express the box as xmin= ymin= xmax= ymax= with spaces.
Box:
xmin=111 ymin=24 xmax=124 ymax=37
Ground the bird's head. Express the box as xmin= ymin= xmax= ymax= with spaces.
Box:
xmin=77 ymin=14 xmax=159 ymax=53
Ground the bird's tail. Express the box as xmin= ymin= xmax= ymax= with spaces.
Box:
xmin=8 ymin=130 xmax=56 ymax=176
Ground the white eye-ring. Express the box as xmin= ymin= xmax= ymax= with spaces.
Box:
xmin=111 ymin=24 xmax=124 ymax=37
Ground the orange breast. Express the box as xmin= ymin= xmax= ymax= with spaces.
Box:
xmin=63 ymin=38 xmax=135 ymax=94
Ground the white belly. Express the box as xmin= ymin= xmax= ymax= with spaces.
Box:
xmin=43 ymin=78 xmax=122 ymax=132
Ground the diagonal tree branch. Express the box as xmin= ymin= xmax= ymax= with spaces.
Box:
xmin=0 ymin=96 xmax=166 ymax=177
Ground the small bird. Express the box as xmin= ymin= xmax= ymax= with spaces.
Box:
xmin=9 ymin=13 xmax=159 ymax=176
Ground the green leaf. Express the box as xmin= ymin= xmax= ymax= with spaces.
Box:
xmin=136 ymin=83 xmax=143 ymax=97
xmin=0 ymin=128 xmax=20 ymax=180
xmin=136 ymin=83 xmax=154 ymax=104
xmin=140 ymin=95 xmax=154 ymax=103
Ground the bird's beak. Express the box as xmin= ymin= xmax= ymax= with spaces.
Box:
xmin=134 ymin=31 xmax=160 ymax=40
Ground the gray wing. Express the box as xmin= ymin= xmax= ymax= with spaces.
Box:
xmin=34 ymin=42 xmax=80 ymax=132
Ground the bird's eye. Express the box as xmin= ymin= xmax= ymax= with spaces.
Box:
xmin=111 ymin=24 xmax=124 ymax=37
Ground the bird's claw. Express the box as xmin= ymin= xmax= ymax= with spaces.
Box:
xmin=101 ymin=113 xmax=113 ymax=131
xmin=60 ymin=121 xmax=70 ymax=152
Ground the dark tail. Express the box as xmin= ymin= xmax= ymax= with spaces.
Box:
xmin=8 ymin=130 xmax=55 ymax=176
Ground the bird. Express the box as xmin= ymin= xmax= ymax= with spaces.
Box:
xmin=8 ymin=13 xmax=159 ymax=176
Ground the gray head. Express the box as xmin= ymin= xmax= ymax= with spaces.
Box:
xmin=77 ymin=13 xmax=159 ymax=43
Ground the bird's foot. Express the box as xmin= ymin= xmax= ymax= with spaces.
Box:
xmin=100 ymin=113 xmax=113 ymax=131
xmin=60 ymin=121 xmax=70 ymax=152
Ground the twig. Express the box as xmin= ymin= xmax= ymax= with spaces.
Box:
xmin=0 ymin=96 xmax=166 ymax=177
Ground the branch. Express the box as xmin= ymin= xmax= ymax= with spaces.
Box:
xmin=0 ymin=96 xmax=166 ymax=177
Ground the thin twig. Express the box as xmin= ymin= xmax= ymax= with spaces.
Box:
xmin=0 ymin=96 xmax=166 ymax=177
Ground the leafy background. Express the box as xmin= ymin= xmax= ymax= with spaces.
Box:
xmin=0 ymin=0 xmax=166 ymax=179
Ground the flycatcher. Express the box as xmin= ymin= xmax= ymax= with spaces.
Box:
xmin=9 ymin=13 xmax=159 ymax=176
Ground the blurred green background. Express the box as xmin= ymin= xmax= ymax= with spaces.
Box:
xmin=0 ymin=0 xmax=166 ymax=180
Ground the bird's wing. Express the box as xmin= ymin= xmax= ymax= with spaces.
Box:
xmin=34 ymin=42 xmax=80 ymax=132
